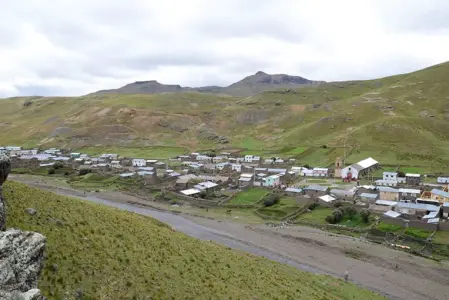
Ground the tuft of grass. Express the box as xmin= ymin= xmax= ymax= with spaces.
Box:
xmin=4 ymin=181 xmax=385 ymax=299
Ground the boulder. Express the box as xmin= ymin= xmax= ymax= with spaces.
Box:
xmin=0 ymin=229 xmax=46 ymax=299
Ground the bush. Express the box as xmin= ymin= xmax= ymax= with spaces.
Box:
xmin=308 ymin=202 xmax=319 ymax=210
xmin=79 ymin=169 xmax=91 ymax=176
xmin=303 ymin=164 xmax=311 ymax=169
xmin=397 ymin=171 xmax=405 ymax=178
xmin=64 ymin=171 xmax=70 ymax=176
xmin=325 ymin=215 xmax=336 ymax=224
xmin=360 ymin=209 xmax=371 ymax=223
xmin=332 ymin=209 xmax=343 ymax=223
xmin=321 ymin=145 xmax=327 ymax=149
xmin=54 ymin=162 xmax=64 ymax=169
xmin=48 ymin=168 xmax=56 ymax=175
xmin=332 ymin=201 xmax=343 ymax=208
xmin=342 ymin=206 xmax=357 ymax=220
xmin=263 ymin=194 xmax=280 ymax=207
xmin=199 ymin=190 xmax=207 ymax=199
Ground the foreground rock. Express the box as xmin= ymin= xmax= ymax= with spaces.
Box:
xmin=0 ymin=229 xmax=46 ymax=300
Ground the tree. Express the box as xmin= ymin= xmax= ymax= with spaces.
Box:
xmin=53 ymin=162 xmax=64 ymax=170
xmin=48 ymin=168 xmax=56 ymax=175
xmin=79 ymin=169 xmax=91 ymax=176
xmin=325 ymin=215 xmax=336 ymax=224
xmin=332 ymin=208 xmax=343 ymax=223
xmin=342 ymin=206 xmax=357 ymax=220
xmin=263 ymin=194 xmax=280 ymax=207
xmin=360 ymin=209 xmax=371 ymax=223
xmin=397 ymin=170 xmax=405 ymax=178
xmin=303 ymin=164 xmax=311 ymax=169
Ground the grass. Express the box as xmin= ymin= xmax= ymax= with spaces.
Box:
xmin=227 ymin=188 xmax=268 ymax=205
xmin=77 ymin=146 xmax=187 ymax=159
xmin=377 ymin=222 xmax=403 ymax=233
xmin=257 ymin=197 xmax=301 ymax=219
xmin=4 ymin=181 xmax=385 ymax=299
xmin=296 ymin=207 xmax=333 ymax=225
xmin=404 ymin=228 xmax=433 ymax=240
xmin=433 ymin=231 xmax=449 ymax=245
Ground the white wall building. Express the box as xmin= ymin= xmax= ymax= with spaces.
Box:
xmin=132 ymin=159 xmax=147 ymax=167
xmin=341 ymin=157 xmax=379 ymax=179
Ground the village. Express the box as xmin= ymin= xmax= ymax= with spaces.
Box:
xmin=3 ymin=145 xmax=449 ymax=240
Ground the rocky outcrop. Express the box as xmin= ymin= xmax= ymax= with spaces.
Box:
xmin=0 ymin=154 xmax=47 ymax=300
xmin=0 ymin=230 xmax=46 ymax=300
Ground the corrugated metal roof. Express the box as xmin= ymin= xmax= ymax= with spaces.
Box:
xmin=239 ymin=177 xmax=252 ymax=182
xmin=357 ymin=157 xmax=379 ymax=169
xmin=376 ymin=200 xmax=398 ymax=206
xmin=398 ymin=188 xmax=421 ymax=194
xmin=377 ymin=186 xmax=399 ymax=193
xmin=181 ymin=189 xmax=201 ymax=195
xmin=318 ymin=195 xmax=336 ymax=202
xmin=305 ymin=185 xmax=328 ymax=192
xmin=384 ymin=210 xmax=401 ymax=218
xmin=444 ymin=202 xmax=449 ymax=207
xmin=427 ymin=218 xmax=440 ymax=224
xmin=360 ymin=193 xmax=378 ymax=199
xmin=422 ymin=211 xmax=439 ymax=219
xmin=431 ymin=189 xmax=449 ymax=198
xmin=405 ymin=173 xmax=421 ymax=177
xmin=383 ymin=172 xmax=398 ymax=175
xmin=285 ymin=187 xmax=302 ymax=193
xmin=330 ymin=189 xmax=355 ymax=196
xmin=396 ymin=202 xmax=440 ymax=212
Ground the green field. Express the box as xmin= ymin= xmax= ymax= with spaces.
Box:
xmin=4 ymin=181 xmax=385 ymax=299
xmin=256 ymin=196 xmax=300 ymax=219
xmin=228 ymin=188 xmax=268 ymax=205
xmin=377 ymin=222 xmax=403 ymax=233
xmin=77 ymin=146 xmax=187 ymax=159
xmin=296 ymin=207 xmax=333 ymax=224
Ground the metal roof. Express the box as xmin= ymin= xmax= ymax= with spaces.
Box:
xmin=431 ymin=189 xmax=449 ymax=198
xmin=198 ymin=181 xmax=218 ymax=189
xmin=330 ymin=189 xmax=355 ymax=196
xmin=427 ymin=218 xmax=440 ymax=224
xmin=444 ymin=202 xmax=449 ymax=207
xmin=285 ymin=187 xmax=302 ymax=193
xmin=318 ymin=195 xmax=336 ymax=202
xmin=305 ymin=185 xmax=328 ymax=192
xmin=360 ymin=193 xmax=378 ymax=199
xmin=384 ymin=210 xmax=401 ymax=218
xmin=119 ymin=172 xmax=135 ymax=177
xmin=239 ymin=177 xmax=252 ymax=182
xmin=376 ymin=200 xmax=398 ymax=206
xmin=398 ymin=188 xmax=421 ymax=194
xmin=240 ymin=173 xmax=253 ymax=178
xmin=181 ymin=189 xmax=201 ymax=196
xmin=396 ymin=202 xmax=440 ymax=212
xmin=422 ymin=211 xmax=439 ymax=219
xmin=405 ymin=173 xmax=421 ymax=178
xmin=137 ymin=171 xmax=154 ymax=176
xmin=383 ymin=172 xmax=398 ymax=175
xmin=377 ymin=186 xmax=399 ymax=193
xmin=357 ymin=157 xmax=379 ymax=169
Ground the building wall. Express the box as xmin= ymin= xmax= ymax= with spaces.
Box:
xmin=341 ymin=166 xmax=359 ymax=179
xmin=430 ymin=193 xmax=449 ymax=204
xmin=379 ymin=191 xmax=399 ymax=201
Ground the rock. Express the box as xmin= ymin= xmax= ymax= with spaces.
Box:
xmin=0 ymin=229 xmax=46 ymax=298
xmin=25 ymin=208 xmax=37 ymax=216
xmin=0 ymin=154 xmax=11 ymax=231
xmin=51 ymin=264 xmax=58 ymax=273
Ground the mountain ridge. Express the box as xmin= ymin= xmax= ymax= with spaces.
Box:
xmin=92 ymin=71 xmax=323 ymax=97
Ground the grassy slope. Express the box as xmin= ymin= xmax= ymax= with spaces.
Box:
xmin=4 ymin=181 xmax=384 ymax=300
xmin=2 ymin=62 xmax=449 ymax=167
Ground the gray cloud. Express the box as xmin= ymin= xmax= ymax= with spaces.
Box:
xmin=1 ymin=0 xmax=449 ymax=96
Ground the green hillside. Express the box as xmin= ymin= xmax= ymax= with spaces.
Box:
xmin=2 ymin=62 xmax=449 ymax=168
xmin=4 ymin=181 xmax=384 ymax=299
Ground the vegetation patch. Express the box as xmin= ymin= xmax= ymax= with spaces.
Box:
xmin=228 ymin=188 xmax=268 ymax=205
xmin=4 ymin=181 xmax=385 ymax=299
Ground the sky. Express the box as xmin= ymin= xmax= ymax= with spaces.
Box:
xmin=1 ymin=0 xmax=449 ymax=97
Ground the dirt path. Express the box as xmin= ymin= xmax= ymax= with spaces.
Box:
xmin=10 ymin=175 xmax=449 ymax=300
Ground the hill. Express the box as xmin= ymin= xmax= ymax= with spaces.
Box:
xmin=2 ymin=62 xmax=449 ymax=171
xmin=4 ymin=181 xmax=384 ymax=299
xmin=91 ymin=71 xmax=321 ymax=97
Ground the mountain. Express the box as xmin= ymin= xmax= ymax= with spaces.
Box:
xmin=90 ymin=71 xmax=322 ymax=97
xmin=5 ymin=181 xmax=382 ymax=299
xmin=2 ymin=61 xmax=449 ymax=171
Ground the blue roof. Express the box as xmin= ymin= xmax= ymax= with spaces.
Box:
xmin=360 ymin=193 xmax=378 ymax=199
xmin=431 ymin=189 xmax=449 ymax=198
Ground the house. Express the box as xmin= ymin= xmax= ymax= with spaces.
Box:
xmin=405 ymin=173 xmax=421 ymax=186
xmin=318 ymin=195 xmax=337 ymax=206
xmin=146 ymin=159 xmax=158 ymax=165
xmin=303 ymin=185 xmax=329 ymax=198
xmin=375 ymin=200 xmax=398 ymax=207
xmin=238 ymin=177 xmax=253 ymax=187
xmin=341 ymin=157 xmax=379 ymax=180
xmin=194 ymin=181 xmax=219 ymax=191
xmin=301 ymin=169 xmax=314 ymax=177
xmin=377 ymin=186 xmax=399 ymax=201
xmin=138 ymin=167 xmax=154 ymax=172
xmin=267 ymin=168 xmax=287 ymax=175
xmin=437 ymin=177 xmax=449 ymax=184
xmin=443 ymin=202 xmax=449 ymax=218
xmin=383 ymin=210 xmax=401 ymax=219
xmin=263 ymin=175 xmax=281 ymax=187
xmin=430 ymin=189 xmax=449 ymax=204
xmin=285 ymin=187 xmax=303 ymax=196
xmin=244 ymin=155 xmax=260 ymax=163
xmin=180 ymin=189 xmax=201 ymax=196
xmin=312 ymin=168 xmax=328 ymax=177
xmin=70 ymin=153 xmax=81 ymax=158
xmin=119 ymin=172 xmax=135 ymax=178
xmin=399 ymin=188 xmax=421 ymax=201
xmin=231 ymin=164 xmax=242 ymax=172
xmin=329 ymin=189 xmax=355 ymax=201
xmin=132 ymin=159 xmax=146 ymax=167
xmin=397 ymin=177 xmax=406 ymax=184
xmin=360 ymin=193 xmax=378 ymax=203
xmin=383 ymin=172 xmax=398 ymax=182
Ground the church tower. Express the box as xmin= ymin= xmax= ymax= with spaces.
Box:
xmin=335 ymin=157 xmax=343 ymax=178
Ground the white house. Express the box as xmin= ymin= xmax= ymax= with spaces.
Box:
xmin=244 ymin=155 xmax=260 ymax=163
xmin=437 ymin=177 xmax=449 ymax=184
xmin=231 ymin=164 xmax=242 ymax=172
xmin=313 ymin=168 xmax=328 ymax=177
xmin=383 ymin=172 xmax=398 ymax=182
xmin=132 ymin=159 xmax=147 ymax=167
xmin=341 ymin=157 xmax=379 ymax=180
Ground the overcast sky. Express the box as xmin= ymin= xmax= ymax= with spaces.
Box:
xmin=1 ymin=0 xmax=449 ymax=97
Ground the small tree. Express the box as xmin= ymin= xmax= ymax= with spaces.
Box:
xmin=53 ymin=162 xmax=64 ymax=170
xmin=79 ymin=169 xmax=91 ymax=176
xmin=332 ymin=208 xmax=343 ymax=223
xmin=308 ymin=202 xmax=318 ymax=210
xmin=397 ymin=170 xmax=405 ymax=178
xmin=48 ymin=168 xmax=56 ymax=175
xmin=325 ymin=215 xmax=336 ymax=224
xmin=303 ymin=164 xmax=311 ymax=169
xmin=342 ymin=206 xmax=357 ymax=220
xmin=333 ymin=201 xmax=343 ymax=208
xmin=360 ymin=209 xmax=371 ymax=223
xmin=263 ymin=194 xmax=280 ymax=207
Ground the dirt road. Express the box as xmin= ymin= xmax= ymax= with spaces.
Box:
xmin=10 ymin=175 xmax=449 ymax=300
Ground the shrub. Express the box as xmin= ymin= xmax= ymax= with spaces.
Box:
xmin=325 ymin=215 xmax=336 ymax=224
xmin=332 ymin=201 xmax=343 ymax=208
xmin=199 ymin=190 xmax=207 ymax=199
xmin=321 ymin=145 xmax=327 ymax=149
xmin=263 ymin=194 xmax=280 ymax=207
xmin=48 ymin=168 xmax=56 ymax=175
xmin=64 ymin=171 xmax=70 ymax=176
xmin=342 ymin=206 xmax=357 ymax=220
xmin=332 ymin=209 xmax=343 ymax=223
xmin=303 ymin=164 xmax=311 ymax=169
xmin=360 ymin=209 xmax=371 ymax=223
xmin=308 ymin=202 xmax=318 ymax=210
xmin=53 ymin=162 xmax=64 ymax=169
xmin=79 ymin=169 xmax=91 ymax=176
xmin=397 ymin=171 xmax=405 ymax=178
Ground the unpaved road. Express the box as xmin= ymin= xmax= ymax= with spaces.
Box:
xmin=11 ymin=175 xmax=449 ymax=300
